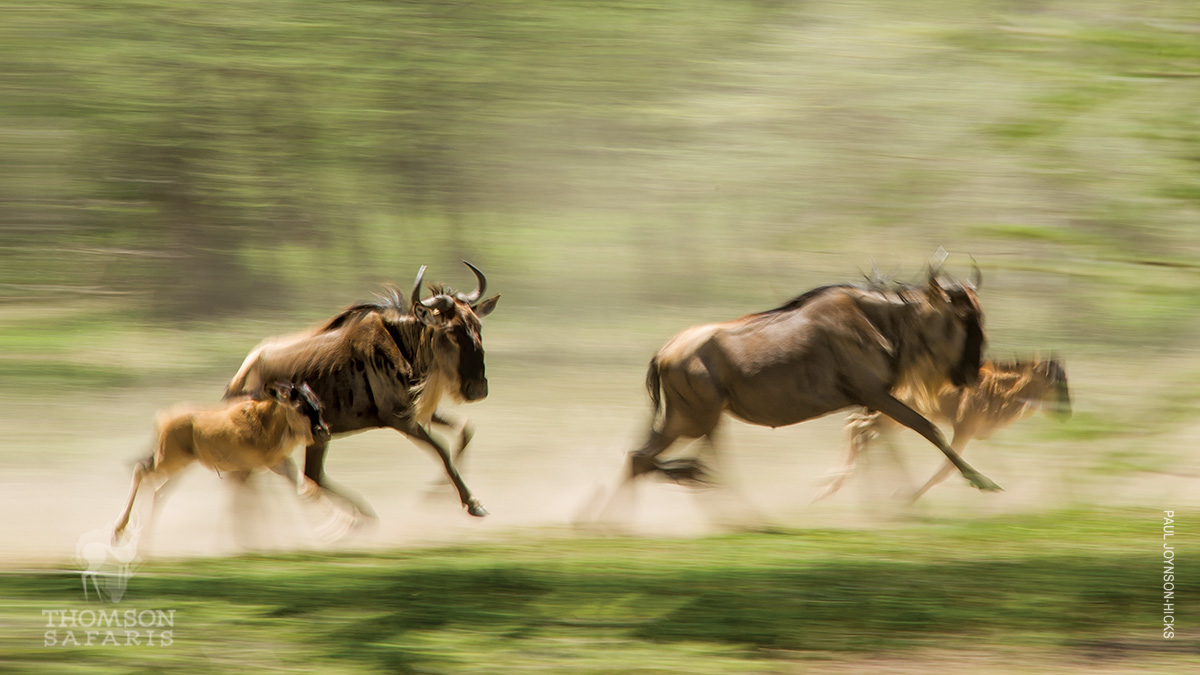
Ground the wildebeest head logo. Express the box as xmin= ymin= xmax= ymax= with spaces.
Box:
xmin=76 ymin=527 xmax=138 ymax=602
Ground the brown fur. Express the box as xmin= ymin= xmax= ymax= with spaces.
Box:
xmin=113 ymin=384 xmax=329 ymax=539
xmin=625 ymin=269 xmax=1000 ymax=493
xmin=222 ymin=263 xmax=500 ymax=519
xmin=817 ymin=358 xmax=1071 ymax=502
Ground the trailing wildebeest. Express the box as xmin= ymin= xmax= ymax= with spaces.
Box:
xmin=224 ymin=262 xmax=500 ymax=519
xmin=817 ymin=357 xmax=1071 ymax=502
xmin=626 ymin=265 xmax=1001 ymax=493
xmin=113 ymin=382 xmax=330 ymax=539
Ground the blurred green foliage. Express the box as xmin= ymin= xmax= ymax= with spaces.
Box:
xmin=1 ymin=0 xmax=1198 ymax=334
xmin=1 ymin=509 xmax=1194 ymax=673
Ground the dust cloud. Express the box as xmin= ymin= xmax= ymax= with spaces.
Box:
xmin=3 ymin=369 xmax=1195 ymax=567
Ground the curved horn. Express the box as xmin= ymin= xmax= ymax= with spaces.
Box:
xmin=457 ymin=260 xmax=487 ymax=305
xmin=970 ymin=257 xmax=983 ymax=290
xmin=410 ymin=265 xmax=427 ymax=310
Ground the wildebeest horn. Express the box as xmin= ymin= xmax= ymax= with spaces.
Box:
xmin=410 ymin=265 xmax=427 ymax=310
xmin=457 ymin=260 xmax=487 ymax=305
xmin=970 ymin=257 xmax=983 ymax=290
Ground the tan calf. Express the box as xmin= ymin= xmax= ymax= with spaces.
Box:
xmin=816 ymin=358 xmax=1071 ymax=502
xmin=113 ymin=382 xmax=329 ymax=539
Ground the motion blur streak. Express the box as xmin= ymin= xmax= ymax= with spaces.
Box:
xmin=1 ymin=3 xmax=1199 ymax=672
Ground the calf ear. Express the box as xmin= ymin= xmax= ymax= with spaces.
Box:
xmin=473 ymin=293 xmax=501 ymax=318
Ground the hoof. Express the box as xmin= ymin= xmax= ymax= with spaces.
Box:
xmin=466 ymin=501 xmax=489 ymax=518
xmin=658 ymin=458 xmax=711 ymax=487
xmin=967 ymin=473 xmax=1003 ymax=492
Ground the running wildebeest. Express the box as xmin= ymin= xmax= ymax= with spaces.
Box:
xmin=625 ymin=265 xmax=1002 ymax=493
xmin=113 ymin=382 xmax=330 ymax=540
xmin=224 ymin=262 xmax=500 ymax=519
xmin=817 ymin=357 xmax=1071 ymax=502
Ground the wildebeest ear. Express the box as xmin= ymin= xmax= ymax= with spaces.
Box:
xmin=474 ymin=293 xmax=500 ymax=318
xmin=924 ymin=272 xmax=951 ymax=304
xmin=268 ymin=381 xmax=294 ymax=400
xmin=412 ymin=301 xmax=435 ymax=324
xmin=415 ymin=295 xmax=455 ymax=325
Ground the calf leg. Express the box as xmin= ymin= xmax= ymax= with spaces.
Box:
xmin=113 ymin=458 xmax=151 ymax=540
xmin=859 ymin=391 xmax=1001 ymax=492
xmin=910 ymin=430 xmax=971 ymax=502
xmin=113 ymin=444 xmax=194 ymax=541
xmin=815 ymin=410 xmax=880 ymax=502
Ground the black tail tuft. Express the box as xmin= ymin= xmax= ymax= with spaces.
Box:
xmin=645 ymin=356 xmax=662 ymax=415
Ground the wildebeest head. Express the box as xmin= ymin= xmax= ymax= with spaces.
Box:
xmin=410 ymin=262 xmax=500 ymax=403
xmin=924 ymin=264 xmax=986 ymax=388
xmin=269 ymin=381 xmax=331 ymax=443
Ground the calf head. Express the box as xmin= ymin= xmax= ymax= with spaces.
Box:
xmin=1039 ymin=357 xmax=1072 ymax=420
xmin=269 ymin=381 xmax=331 ymax=442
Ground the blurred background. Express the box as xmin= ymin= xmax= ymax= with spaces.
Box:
xmin=2 ymin=0 xmax=1200 ymax=560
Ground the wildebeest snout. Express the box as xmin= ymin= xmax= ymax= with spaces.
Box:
xmin=462 ymin=379 xmax=488 ymax=401
xmin=312 ymin=422 xmax=332 ymax=443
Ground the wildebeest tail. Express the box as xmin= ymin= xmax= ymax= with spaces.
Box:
xmin=645 ymin=355 xmax=663 ymax=416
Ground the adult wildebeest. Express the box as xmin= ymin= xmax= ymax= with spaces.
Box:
xmin=113 ymin=382 xmax=330 ymax=539
xmin=224 ymin=262 xmax=500 ymax=519
xmin=626 ymin=266 xmax=1002 ymax=493
xmin=817 ymin=357 xmax=1071 ymax=502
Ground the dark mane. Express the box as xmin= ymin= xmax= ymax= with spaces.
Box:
xmin=757 ymin=277 xmax=921 ymax=318
xmin=316 ymin=285 xmax=407 ymax=333
xmin=756 ymin=283 xmax=860 ymax=317
xmin=426 ymin=282 xmax=464 ymax=298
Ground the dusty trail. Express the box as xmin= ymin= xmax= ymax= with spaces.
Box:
xmin=2 ymin=377 xmax=1195 ymax=566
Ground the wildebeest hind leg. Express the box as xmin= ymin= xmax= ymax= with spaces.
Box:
xmin=300 ymin=440 xmax=378 ymax=521
xmin=861 ymin=392 xmax=1002 ymax=492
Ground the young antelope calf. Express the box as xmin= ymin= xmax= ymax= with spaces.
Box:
xmin=816 ymin=358 xmax=1071 ymax=503
xmin=113 ymin=382 xmax=330 ymax=539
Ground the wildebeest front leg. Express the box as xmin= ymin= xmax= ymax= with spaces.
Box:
xmin=861 ymin=392 xmax=1002 ymax=492
xmin=422 ymin=411 xmax=475 ymax=493
xmin=270 ymin=457 xmax=320 ymax=500
xmin=431 ymin=410 xmax=474 ymax=466
xmin=403 ymin=423 xmax=488 ymax=517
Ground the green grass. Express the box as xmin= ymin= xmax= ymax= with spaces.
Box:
xmin=2 ymin=510 xmax=1195 ymax=673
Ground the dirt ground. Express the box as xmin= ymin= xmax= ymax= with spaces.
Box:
xmin=2 ymin=364 xmax=1195 ymax=566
